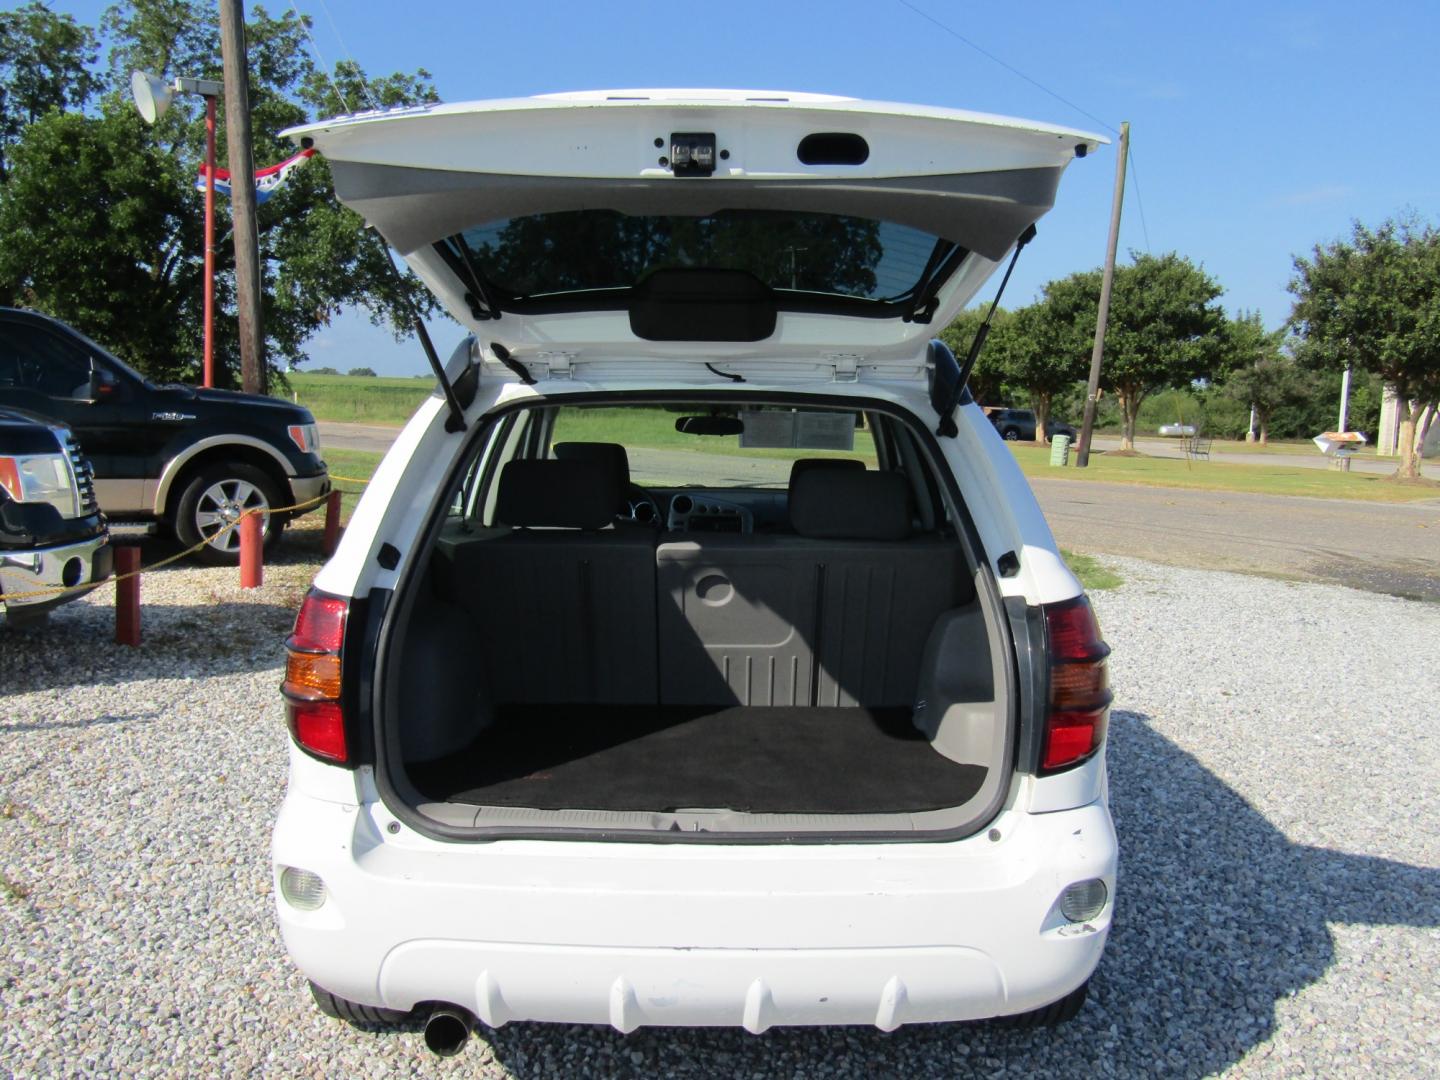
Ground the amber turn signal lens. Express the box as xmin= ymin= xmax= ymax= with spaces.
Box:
xmin=284 ymin=650 xmax=341 ymax=699
xmin=1049 ymin=662 xmax=1110 ymax=709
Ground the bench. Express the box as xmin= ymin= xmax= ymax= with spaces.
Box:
xmin=1184 ymin=432 xmax=1212 ymax=461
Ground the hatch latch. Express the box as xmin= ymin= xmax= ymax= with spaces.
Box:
xmin=535 ymin=351 xmax=575 ymax=379
xmin=825 ymin=353 xmax=862 ymax=382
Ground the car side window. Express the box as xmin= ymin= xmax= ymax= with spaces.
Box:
xmin=0 ymin=322 xmax=93 ymax=399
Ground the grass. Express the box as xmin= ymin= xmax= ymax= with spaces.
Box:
xmin=554 ymin=407 xmax=877 ymax=463
xmin=282 ymin=372 xmax=434 ymax=425
xmin=1061 ymin=549 xmax=1124 ymax=591
xmin=319 ymin=448 xmax=383 ymax=518
xmin=1010 ymin=444 xmax=1440 ymax=503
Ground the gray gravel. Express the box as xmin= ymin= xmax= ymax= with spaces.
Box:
xmin=2 ymin=544 xmax=1437 ymax=1077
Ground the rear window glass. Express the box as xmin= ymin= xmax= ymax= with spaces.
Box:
xmin=445 ymin=210 xmax=956 ymax=303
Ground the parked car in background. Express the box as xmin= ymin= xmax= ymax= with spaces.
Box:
xmin=270 ymin=90 xmax=1115 ymax=1051
xmin=1 ymin=408 xmax=111 ymax=625
xmin=0 ymin=308 xmax=331 ymax=563
xmin=988 ymin=408 xmax=1076 ymax=441
xmin=1157 ymin=423 xmax=1196 ymax=437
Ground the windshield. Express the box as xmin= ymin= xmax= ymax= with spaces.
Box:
xmin=444 ymin=210 xmax=958 ymax=304
xmin=550 ymin=404 xmax=876 ymax=489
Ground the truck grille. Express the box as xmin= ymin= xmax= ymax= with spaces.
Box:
xmin=64 ymin=434 xmax=99 ymax=515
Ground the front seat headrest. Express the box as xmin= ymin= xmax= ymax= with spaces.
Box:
xmin=789 ymin=469 xmax=912 ymax=541
xmin=554 ymin=442 xmax=631 ymax=490
xmin=494 ymin=459 xmax=620 ymax=529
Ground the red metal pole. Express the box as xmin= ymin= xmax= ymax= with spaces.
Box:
xmin=239 ymin=513 xmax=263 ymax=588
xmin=203 ymin=94 xmax=217 ymax=389
xmin=115 ymin=547 xmax=141 ymax=646
xmin=322 ymin=489 xmax=342 ymax=556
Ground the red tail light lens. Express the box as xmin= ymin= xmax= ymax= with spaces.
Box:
xmin=282 ymin=589 xmax=350 ymax=764
xmin=1041 ymin=597 xmax=1111 ymax=773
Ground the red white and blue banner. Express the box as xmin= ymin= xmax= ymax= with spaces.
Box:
xmin=196 ymin=147 xmax=315 ymax=204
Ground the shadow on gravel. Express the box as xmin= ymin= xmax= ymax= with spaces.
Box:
xmin=344 ymin=709 xmax=1439 ymax=1078
xmin=0 ymin=601 xmax=295 ymax=694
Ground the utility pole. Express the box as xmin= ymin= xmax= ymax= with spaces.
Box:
xmin=1074 ymin=120 xmax=1129 ymax=468
xmin=219 ymin=0 xmax=264 ymax=394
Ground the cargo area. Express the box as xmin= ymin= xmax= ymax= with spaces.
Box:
xmin=377 ymin=401 xmax=1014 ymax=837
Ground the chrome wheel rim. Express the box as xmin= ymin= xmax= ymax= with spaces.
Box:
xmin=194 ymin=478 xmax=270 ymax=553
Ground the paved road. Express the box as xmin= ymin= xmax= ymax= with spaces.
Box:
xmin=318 ymin=421 xmax=1440 ymax=600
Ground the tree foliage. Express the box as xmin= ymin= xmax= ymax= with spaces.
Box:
xmin=0 ymin=2 xmax=99 ymax=179
xmin=0 ymin=1 xmax=440 ymax=386
xmin=1219 ymin=312 xmax=1305 ymax=444
xmin=1289 ymin=216 xmax=1440 ymax=478
xmin=988 ymin=298 xmax=1090 ymax=442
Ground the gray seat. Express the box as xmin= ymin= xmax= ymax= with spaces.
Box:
xmin=437 ymin=458 xmax=659 ymax=705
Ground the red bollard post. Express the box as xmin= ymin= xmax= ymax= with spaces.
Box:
xmin=239 ymin=513 xmax=263 ymax=589
xmin=115 ymin=546 xmax=141 ymax=646
xmin=322 ymin=489 xmax=342 ymax=556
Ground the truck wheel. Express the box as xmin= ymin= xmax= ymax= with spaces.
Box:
xmin=993 ymin=979 xmax=1089 ymax=1028
xmin=309 ymin=982 xmax=411 ymax=1026
xmin=1002 ymin=428 xmax=1020 ymax=441
xmin=173 ymin=462 xmax=283 ymax=565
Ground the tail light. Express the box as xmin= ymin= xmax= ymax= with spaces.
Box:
xmin=282 ymin=589 xmax=349 ymax=763
xmin=1040 ymin=596 xmax=1111 ymax=773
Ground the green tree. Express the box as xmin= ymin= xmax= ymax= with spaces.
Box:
xmin=938 ymin=306 xmax=1013 ymax=406
xmin=1220 ymin=313 xmax=1305 ymax=445
xmin=989 ymin=300 xmax=1089 ymax=443
xmin=1289 ymin=216 xmax=1440 ymax=479
xmin=347 ymin=366 xmax=376 ymax=377
xmin=0 ymin=1 xmax=440 ymax=386
xmin=1045 ymin=253 xmax=1228 ymax=451
xmin=0 ymin=2 xmax=99 ymax=179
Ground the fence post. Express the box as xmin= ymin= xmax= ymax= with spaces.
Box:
xmin=239 ymin=513 xmax=263 ymax=589
xmin=115 ymin=546 xmax=141 ymax=646
xmin=323 ymin=489 xmax=342 ymax=556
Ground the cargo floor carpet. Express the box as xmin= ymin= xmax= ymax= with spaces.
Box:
xmin=407 ymin=705 xmax=985 ymax=814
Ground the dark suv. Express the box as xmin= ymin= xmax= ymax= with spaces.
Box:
xmin=1 ymin=408 xmax=111 ymax=624
xmin=0 ymin=309 xmax=330 ymax=562
xmin=987 ymin=408 xmax=1076 ymax=442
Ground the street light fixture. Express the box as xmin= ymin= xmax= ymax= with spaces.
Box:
xmin=131 ymin=71 xmax=224 ymax=389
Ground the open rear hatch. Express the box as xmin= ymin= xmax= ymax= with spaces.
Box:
xmin=285 ymin=90 xmax=1103 ymax=377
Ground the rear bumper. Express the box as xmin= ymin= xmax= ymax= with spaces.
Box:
xmin=0 ymin=531 xmax=112 ymax=612
xmin=272 ymin=788 xmax=1116 ymax=1031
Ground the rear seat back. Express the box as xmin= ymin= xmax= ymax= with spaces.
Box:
xmin=655 ymin=466 xmax=971 ymax=708
xmin=436 ymin=459 xmax=658 ymax=705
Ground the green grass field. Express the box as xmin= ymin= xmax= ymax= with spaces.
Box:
xmin=283 ymin=372 xmax=434 ymax=425
xmin=1009 ymin=444 xmax=1439 ymax=502
xmin=553 ymin=407 xmax=878 ymax=463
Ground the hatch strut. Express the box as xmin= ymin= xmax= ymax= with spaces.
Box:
xmin=374 ymin=234 xmax=469 ymax=434
xmin=957 ymin=224 xmax=1035 ymax=405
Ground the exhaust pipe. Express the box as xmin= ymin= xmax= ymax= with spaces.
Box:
xmin=423 ymin=1005 xmax=474 ymax=1057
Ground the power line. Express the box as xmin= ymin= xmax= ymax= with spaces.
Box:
xmin=314 ymin=0 xmax=383 ymax=111
xmin=288 ymin=2 xmax=356 ymax=114
xmin=1125 ymin=144 xmax=1154 ymax=253
xmin=892 ymin=0 xmax=1120 ymax=136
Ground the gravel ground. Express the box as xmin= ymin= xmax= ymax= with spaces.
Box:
xmin=2 ymin=539 xmax=1437 ymax=1077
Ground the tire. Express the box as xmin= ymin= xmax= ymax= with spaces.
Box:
xmin=172 ymin=462 xmax=284 ymax=565
xmin=1002 ymin=428 xmax=1020 ymax=441
xmin=993 ymin=979 xmax=1089 ymax=1029
xmin=309 ymin=982 xmax=411 ymax=1026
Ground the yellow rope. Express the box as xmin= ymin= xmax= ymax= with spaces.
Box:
xmin=1 ymin=490 xmax=332 ymax=605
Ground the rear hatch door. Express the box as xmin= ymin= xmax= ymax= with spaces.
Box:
xmin=286 ymin=91 xmax=1103 ymax=378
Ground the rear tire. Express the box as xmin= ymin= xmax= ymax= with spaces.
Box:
xmin=1002 ymin=428 xmax=1020 ymax=441
xmin=172 ymin=462 xmax=284 ymax=566
xmin=993 ymin=978 xmax=1089 ymax=1029
xmin=309 ymin=982 xmax=411 ymax=1026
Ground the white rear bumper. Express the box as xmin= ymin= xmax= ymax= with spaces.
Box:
xmin=272 ymin=791 xmax=1115 ymax=1031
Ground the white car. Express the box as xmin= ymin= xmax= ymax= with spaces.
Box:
xmin=271 ymin=90 xmax=1115 ymax=1056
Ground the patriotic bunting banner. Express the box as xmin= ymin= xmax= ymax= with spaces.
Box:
xmin=196 ymin=147 xmax=315 ymax=204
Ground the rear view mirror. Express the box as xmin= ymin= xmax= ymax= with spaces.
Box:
xmin=88 ymin=361 xmax=119 ymax=402
xmin=675 ymin=415 xmax=744 ymax=437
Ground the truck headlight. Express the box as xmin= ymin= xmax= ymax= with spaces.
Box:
xmin=0 ymin=453 xmax=79 ymax=517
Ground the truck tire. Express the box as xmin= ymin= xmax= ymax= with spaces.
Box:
xmin=173 ymin=462 xmax=283 ymax=565
xmin=1002 ymin=428 xmax=1020 ymax=441
xmin=309 ymin=982 xmax=411 ymax=1026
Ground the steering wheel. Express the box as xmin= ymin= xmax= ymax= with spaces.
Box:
xmin=621 ymin=483 xmax=662 ymax=526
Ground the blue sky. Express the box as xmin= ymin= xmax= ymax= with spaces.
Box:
xmin=56 ymin=1 xmax=1440 ymax=375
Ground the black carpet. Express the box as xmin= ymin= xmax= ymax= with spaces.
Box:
xmin=407 ymin=705 xmax=986 ymax=814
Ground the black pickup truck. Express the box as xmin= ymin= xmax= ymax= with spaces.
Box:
xmin=1 ymin=408 xmax=111 ymax=624
xmin=0 ymin=308 xmax=330 ymax=563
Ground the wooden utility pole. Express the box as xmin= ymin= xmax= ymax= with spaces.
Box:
xmin=1074 ymin=121 xmax=1129 ymax=468
xmin=219 ymin=0 xmax=264 ymax=394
